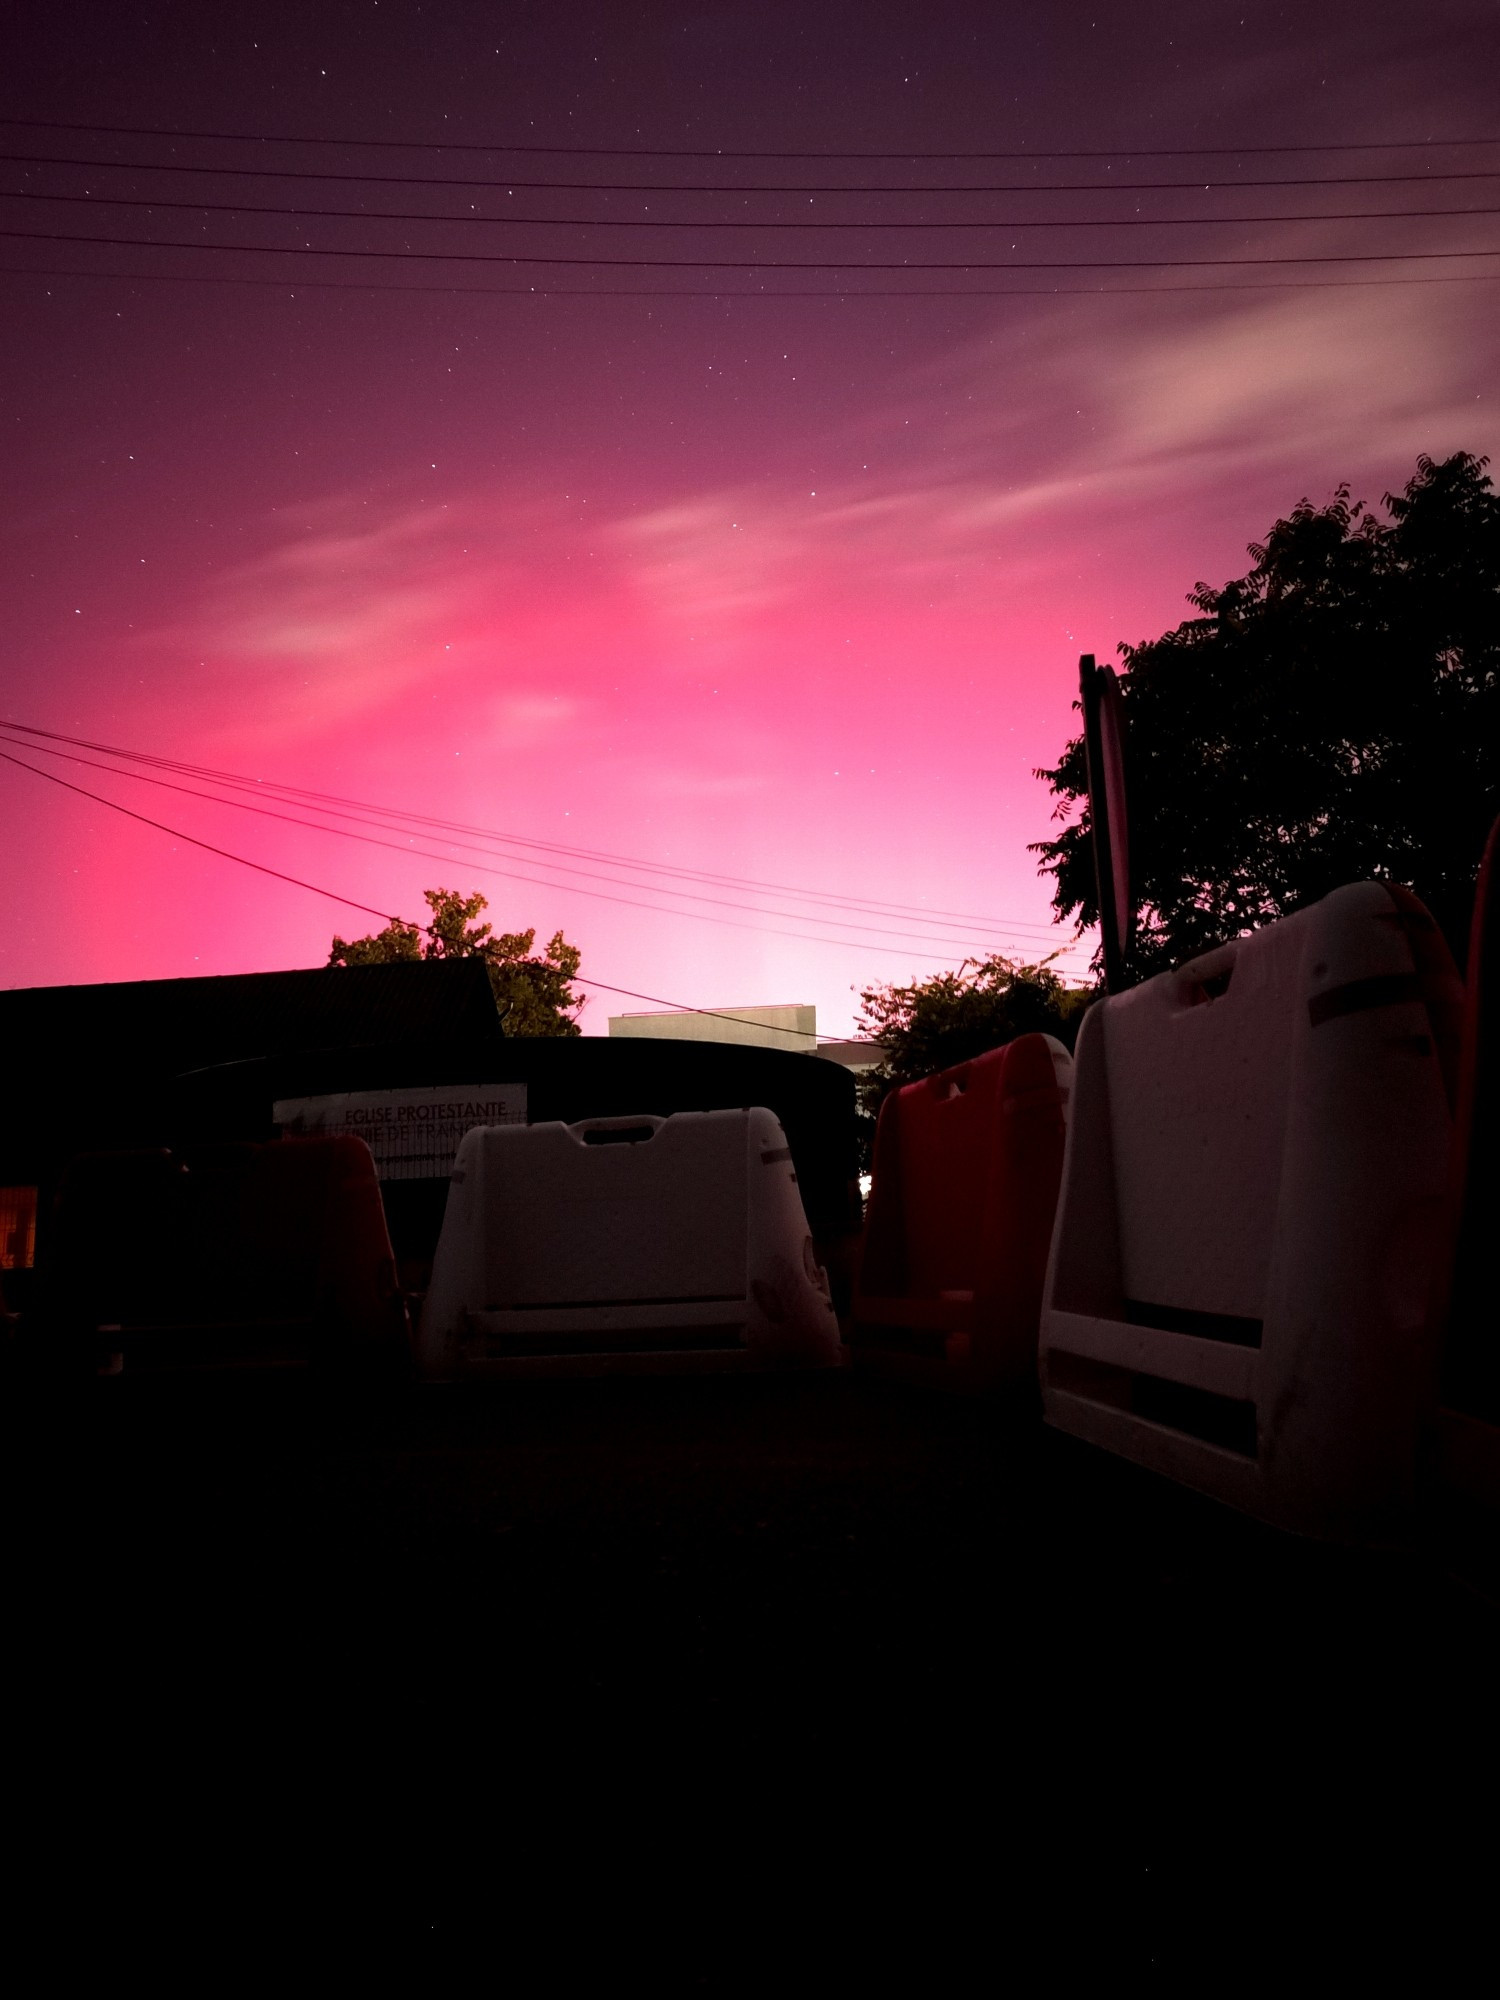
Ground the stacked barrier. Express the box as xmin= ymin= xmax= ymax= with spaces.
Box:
xmin=46 ymin=1136 xmax=406 ymax=1374
xmin=1427 ymin=819 xmax=1500 ymax=1568
xmin=1040 ymin=882 xmax=1461 ymax=1541
xmin=418 ymin=1108 xmax=842 ymax=1378
xmin=852 ymin=1034 xmax=1073 ymax=1387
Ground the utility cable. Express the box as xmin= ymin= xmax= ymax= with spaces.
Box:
xmin=565 ymin=974 xmax=860 ymax=1040
xmin=0 ymin=732 xmax=1078 ymax=964
xmin=0 ymin=747 xmax=401 ymax=922
xmin=8 ymin=187 xmax=1497 ymax=230
xmin=11 ymin=148 xmax=1500 ymax=194
xmin=5 ymin=116 xmax=1497 ymax=159
xmin=6 ymin=222 xmax=1500 ymax=269
xmin=0 ymin=747 xmax=990 ymax=1039
xmin=0 ymin=720 xmax=1090 ymax=940
xmin=9 ymin=259 xmax=1500 ymax=298
xmin=0 ymin=727 xmax=1064 ymax=957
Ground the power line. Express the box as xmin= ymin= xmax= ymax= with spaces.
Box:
xmin=0 ymin=727 xmax=1067 ymax=959
xmin=0 ymin=745 xmax=995 ymax=1038
xmin=10 ymin=186 xmax=1496 ymax=230
xmin=566 ymin=975 xmax=860 ymax=1040
xmin=6 ymin=223 xmax=1499 ymax=269
xmin=0 ymin=720 xmax=1099 ymax=941
xmin=5 ymin=116 xmax=1498 ymax=159
xmin=11 ymin=148 xmax=1500 ymax=195
xmin=0 ymin=732 xmax=1089 ymax=963
xmin=568 ymin=978 xmax=875 ymax=1042
xmin=0 ymin=747 xmax=401 ymax=921
xmin=9 ymin=259 xmax=1500 ymax=299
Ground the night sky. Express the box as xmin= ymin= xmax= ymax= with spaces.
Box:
xmin=2 ymin=1 xmax=1497 ymax=1032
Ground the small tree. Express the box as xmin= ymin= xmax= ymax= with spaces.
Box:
xmin=330 ymin=887 xmax=583 ymax=1036
xmin=854 ymin=955 xmax=1090 ymax=1161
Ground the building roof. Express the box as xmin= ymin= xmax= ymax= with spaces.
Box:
xmin=812 ymin=1040 xmax=884 ymax=1070
xmin=0 ymin=958 xmax=503 ymax=1076
xmin=0 ymin=960 xmax=505 ymax=1177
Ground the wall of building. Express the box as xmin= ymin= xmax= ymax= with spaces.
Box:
xmin=608 ymin=1003 xmax=817 ymax=1053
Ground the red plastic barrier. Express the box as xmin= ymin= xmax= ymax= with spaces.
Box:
xmin=45 ymin=1136 xmax=407 ymax=1374
xmin=852 ymin=1033 xmax=1071 ymax=1387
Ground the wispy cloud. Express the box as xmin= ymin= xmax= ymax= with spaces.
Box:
xmin=140 ymin=262 xmax=1495 ymax=755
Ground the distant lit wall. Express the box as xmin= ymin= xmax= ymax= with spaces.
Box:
xmin=607 ymin=1004 xmax=881 ymax=1074
xmin=608 ymin=1003 xmax=817 ymax=1053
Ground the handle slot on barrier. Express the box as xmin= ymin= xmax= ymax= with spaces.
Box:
xmin=582 ymin=1124 xmax=659 ymax=1146
xmin=1174 ymin=943 xmax=1239 ymax=1010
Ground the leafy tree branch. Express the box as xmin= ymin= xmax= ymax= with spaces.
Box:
xmin=330 ymin=887 xmax=583 ymax=1036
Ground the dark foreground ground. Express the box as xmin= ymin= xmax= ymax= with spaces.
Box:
xmin=7 ymin=1368 xmax=1496 ymax=1976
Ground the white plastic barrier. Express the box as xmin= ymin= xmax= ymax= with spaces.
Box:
xmin=1040 ymin=882 xmax=1460 ymax=1542
xmin=419 ymin=1108 xmax=842 ymax=1377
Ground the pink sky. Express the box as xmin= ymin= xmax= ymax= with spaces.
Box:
xmin=3 ymin=3 xmax=1498 ymax=1032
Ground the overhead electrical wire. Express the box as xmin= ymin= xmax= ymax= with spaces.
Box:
xmin=0 ymin=727 xmax=1049 ymax=959
xmin=10 ymin=149 xmax=1500 ymax=194
xmin=0 ymin=726 xmax=1087 ymax=964
xmin=0 ymin=747 xmax=401 ymax=922
xmin=10 ymin=259 xmax=1500 ymax=298
xmin=561 ymin=975 xmax=855 ymax=1040
xmin=0 ymin=745 xmax=883 ymax=1038
xmin=9 ymin=132 xmax=1500 ymax=295
xmin=5 ymin=116 xmax=1497 ymax=159
xmin=6 ymin=223 xmax=1498 ymax=270
xmin=39 ymin=755 xmax=1063 ymax=940
xmin=0 ymin=724 xmax=1072 ymax=932
xmin=0 ymin=722 xmax=1075 ymax=936
xmin=8 ymin=187 xmax=1496 ymax=230
xmin=4 ymin=736 xmax=1086 ymax=959
xmin=0 ymin=745 xmax=1069 ymax=1038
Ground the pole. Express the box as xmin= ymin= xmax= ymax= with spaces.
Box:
xmin=1079 ymin=653 xmax=1126 ymax=994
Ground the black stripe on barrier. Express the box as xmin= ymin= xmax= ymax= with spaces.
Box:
xmin=1123 ymin=1298 xmax=1264 ymax=1347
xmin=1308 ymin=971 xmax=1423 ymax=1027
xmin=760 ymin=1146 xmax=793 ymax=1164
xmin=849 ymin=1324 xmax=950 ymax=1360
xmin=1049 ymin=1350 xmax=1260 ymax=1457
xmin=1130 ymin=1374 xmax=1260 ymax=1457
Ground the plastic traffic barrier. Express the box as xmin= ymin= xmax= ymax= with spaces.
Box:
xmin=1426 ymin=818 xmax=1500 ymax=1581
xmin=1040 ymin=882 xmax=1461 ymax=1542
xmin=851 ymin=1034 xmax=1073 ymax=1387
xmin=418 ymin=1108 xmax=841 ymax=1377
xmin=45 ymin=1136 xmax=407 ymax=1374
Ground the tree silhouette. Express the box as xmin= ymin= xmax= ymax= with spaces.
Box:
xmin=330 ymin=887 xmax=583 ymax=1036
xmin=854 ymin=954 xmax=1088 ymax=1164
xmin=1033 ymin=451 xmax=1500 ymax=975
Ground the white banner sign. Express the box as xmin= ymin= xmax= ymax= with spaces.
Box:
xmin=273 ymin=1083 xmax=527 ymax=1181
